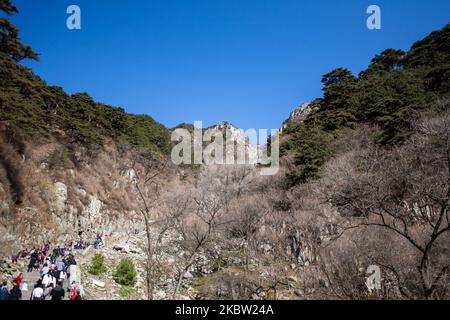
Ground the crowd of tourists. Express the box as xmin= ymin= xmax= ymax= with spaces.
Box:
xmin=1 ymin=234 xmax=106 ymax=301
xmin=1 ymin=236 xmax=104 ymax=301
xmin=74 ymin=234 xmax=103 ymax=250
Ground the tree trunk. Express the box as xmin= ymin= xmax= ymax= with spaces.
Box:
xmin=173 ymin=269 xmax=184 ymax=300
xmin=144 ymin=217 xmax=154 ymax=300
xmin=173 ymin=254 xmax=197 ymax=299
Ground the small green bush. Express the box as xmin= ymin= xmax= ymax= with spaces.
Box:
xmin=88 ymin=253 xmax=107 ymax=275
xmin=118 ymin=285 xmax=138 ymax=299
xmin=113 ymin=258 xmax=137 ymax=286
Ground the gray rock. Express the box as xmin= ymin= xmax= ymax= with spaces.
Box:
xmin=54 ymin=182 xmax=67 ymax=212
xmin=294 ymin=289 xmax=304 ymax=297
xmin=92 ymin=279 xmax=106 ymax=288
xmin=155 ymin=290 xmax=167 ymax=300
xmin=113 ymin=244 xmax=130 ymax=253
xmin=281 ymin=102 xmax=313 ymax=132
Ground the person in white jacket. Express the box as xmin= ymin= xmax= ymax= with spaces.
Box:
xmin=31 ymin=284 xmax=44 ymax=300
xmin=42 ymin=273 xmax=56 ymax=289
xmin=59 ymin=269 xmax=67 ymax=285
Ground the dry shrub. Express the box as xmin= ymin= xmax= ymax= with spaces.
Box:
xmin=0 ymin=136 xmax=24 ymax=204
xmin=312 ymin=113 xmax=450 ymax=299
xmin=197 ymin=272 xmax=266 ymax=300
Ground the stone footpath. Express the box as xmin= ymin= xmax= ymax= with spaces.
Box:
xmin=22 ymin=266 xmax=75 ymax=300
xmin=1 ymin=253 xmax=85 ymax=300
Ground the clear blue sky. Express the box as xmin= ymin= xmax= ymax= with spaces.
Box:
xmin=9 ymin=0 xmax=450 ymax=134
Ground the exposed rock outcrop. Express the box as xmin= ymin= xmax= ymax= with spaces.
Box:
xmin=281 ymin=102 xmax=313 ymax=132
xmin=211 ymin=121 xmax=264 ymax=165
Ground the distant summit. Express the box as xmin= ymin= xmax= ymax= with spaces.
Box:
xmin=281 ymin=102 xmax=313 ymax=132
xmin=210 ymin=121 xmax=261 ymax=165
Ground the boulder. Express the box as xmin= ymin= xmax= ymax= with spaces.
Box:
xmin=92 ymin=279 xmax=106 ymax=288
xmin=54 ymin=182 xmax=67 ymax=212
xmin=155 ymin=290 xmax=167 ymax=300
xmin=113 ymin=244 xmax=130 ymax=253
xmin=294 ymin=289 xmax=304 ymax=297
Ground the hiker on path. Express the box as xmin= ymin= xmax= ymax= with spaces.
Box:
xmin=16 ymin=273 xmax=23 ymax=286
xmin=40 ymin=263 xmax=50 ymax=277
xmin=12 ymin=251 xmax=21 ymax=264
xmin=50 ymin=282 xmax=65 ymax=300
xmin=42 ymin=273 xmax=56 ymax=289
xmin=94 ymin=233 xmax=103 ymax=249
xmin=31 ymin=284 xmax=44 ymax=301
xmin=58 ymin=269 xmax=67 ymax=284
xmin=8 ymin=280 xmax=22 ymax=300
xmin=0 ymin=281 xmax=8 ymax=300
xmin=40 ymin=251 xmax=45 ymax=265
xmin=43 ymin=242 xmax=50 ymax=255
xmin=70 ymin=281 xmax=81 ymax=301
xmin=28 ymin=252 xmax=38 ymax=272
xmin=43 ymin=283 xmax=54 ymax=300
xmin=57 ymin=258 xmax=65 ymax=272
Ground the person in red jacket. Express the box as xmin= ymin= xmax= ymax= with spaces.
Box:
xmin=70 ymin=287 xmax=78 ymax=300
xmin=16 ymin=273 xmax=23 ymax=286
xmin=70 ymin=281 xmax=82 ymax=300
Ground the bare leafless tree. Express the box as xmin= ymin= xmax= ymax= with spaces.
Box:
xmin=324 ymin=112 xmax=450 ymax=299
xmin=130 ymin=158 xmax=168 ymax=300
xmin=169 ymin=165 xmax=254 ymax=299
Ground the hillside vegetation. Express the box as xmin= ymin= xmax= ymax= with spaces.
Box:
xmin=282 ymin=23 xmax=450 ymax=186
xmin=0 ymin=54 xmax=171 ymax=154
xmin=0 ymin=0 xmax=170 ymax=156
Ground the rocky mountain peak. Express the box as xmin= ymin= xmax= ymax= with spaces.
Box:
xmin=281 ymin=102 xmax=313 ymax=131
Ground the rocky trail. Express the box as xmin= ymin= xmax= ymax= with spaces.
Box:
xmin=20 ymin=269 xmax=69 ymax=301
xmin=7 ymin=249 xmax=90 ymax=301
xmin=21 ymin=269 xmax=41 ymax=300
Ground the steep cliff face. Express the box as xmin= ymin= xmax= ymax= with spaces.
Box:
xmin=212 ymin=121 xmax=260 ymax=165
xmin=0 ymin=47 xmax=177 ymax=257
xmin=0 ymin=123 xmax=175 ymax=256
